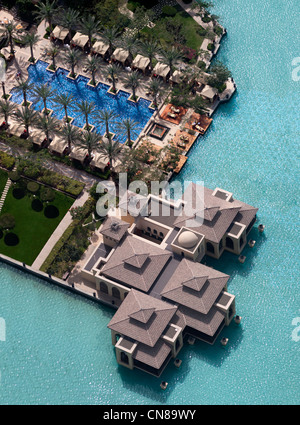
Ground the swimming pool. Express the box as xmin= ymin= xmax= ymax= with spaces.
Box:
xmin=0 ymin=0 xmax=299 ymax=405
xmin=9 ymin=60 xmax=154 ymax=144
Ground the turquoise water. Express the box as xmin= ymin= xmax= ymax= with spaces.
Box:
xmin=9 ymin=60 xmax=153 ymax=144
xmin=0 ymin=0 xmax=299 ymax=404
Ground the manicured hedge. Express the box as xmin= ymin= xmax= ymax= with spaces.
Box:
xmin=0 ymin=151 xmax=15 ymax=170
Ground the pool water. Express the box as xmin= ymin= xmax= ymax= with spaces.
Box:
xmin=9 ymin=60 xmax=154 ymax=144
xmin=0 ymin=0 xmax=299 ymax=405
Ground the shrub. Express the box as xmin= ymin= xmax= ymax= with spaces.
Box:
xmin=198 ymin=60 xmax=206 ymax=70
xmin=207 ymin=43 xmax=214 ymax=51
xmin=0 ymin=213 xmax=15 ymax=230
xmin=27 ymin=181 xmax=40 ymax=193
xmin=162 ymin=5 xmax=177 ymax=16
xmin=202 ymin=15 xmax=212 ymax=23
xmin=4 ymin=232 xmax=19 ymax=246
xmin=12 ymin=187 xmax=25 ymax=200
xmin=31 ymin=199 xmax=43 ymax=212
xmin=0 ymin=151 xmax=15 ymax=170
xmin=8 ymin=171 xmax=20 ymax=182
xmin=44 ymin=205 xmax=59 ymax=219
xmin=40 ymin=186 xmax=55 ymax=202
xmin=214 ymin=26 xmax=223 ymax=36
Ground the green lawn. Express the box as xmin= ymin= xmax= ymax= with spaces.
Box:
xmin=0 ymin=168 xmax=8 ymax=194
xmin=141 ymin=4 xmax=205 ymax=51
xmin=0 ymin=181 xmax=74 ymax=265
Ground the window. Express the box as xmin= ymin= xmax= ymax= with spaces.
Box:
xmin=100 ymin=281 xmax=108 ymax=294
xmin=226 ymin=237 xmax=234 ymax=250
xmin=121 ymin=352 xmax=129 ymax=364
xmin=147 ymin=226 xmax=151 ymax=232
xmin=206 ymin=242 xmax=215 ymax=254
xmin=153 ymin=229 xmax=157 ymax=234
xmin=112 ymin=287 xmax=120 ymax=299
xmin=159 ymin=232 xmax=164 ymax=237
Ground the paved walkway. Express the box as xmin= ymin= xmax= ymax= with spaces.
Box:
xmin=31 ymin=189 xmax=90 ymax=270
xmin=0 ymin=141 xmax=101 ymax=190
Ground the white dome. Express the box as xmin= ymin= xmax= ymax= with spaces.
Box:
xmin=177 ymin=231 xmax=198 ymax=249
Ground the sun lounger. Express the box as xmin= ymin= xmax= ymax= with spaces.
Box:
xmin=168 ymin=112 xmax=177 ymax=119
xmin=171 ymin=106 xmax=180 ymax=113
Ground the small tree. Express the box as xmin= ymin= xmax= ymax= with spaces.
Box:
xmin=207 ymin=60 xmax=232 ymax=92
xmin=75 ymin=100 xmax=96 ymax=132
xmin=123 ymin=71 xmax=142 ymax=102
xmin=0 ymin=213 xmax=15 ymax=230
xmin=62 ymin=49 xmax=83 ymax=78
xmin=34 ymin=0 xmax=59 ymax=32
xmin=53 ymin=93 xmax=73 ymax=122
xmin=32 ymin=83 xmax=54 ymax=114
xmin=117 ymin=118 xmax=138 ymax=148
xmin=0 ymin=100 xmax=15 ymax=124
xmin=103 ymin=63 xmax=120 ymax=93
xmin=22 ymin=32 xmax=40 ymax=63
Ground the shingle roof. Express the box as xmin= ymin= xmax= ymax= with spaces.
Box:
xmin=132 ymin=339 xmax=172 ymax=369
xmin=161 ymin=258 xmax=229 ymax=314
xmin=100 ymin=216 xmax=130 ymax=241
xmin=101 ymin=234 xmax=172 ymax=292
xmin=107 ymin=289 xmax=177 ymax=347
xmin=173 ymin=183 xmax=257 ymax=243
xmin=179 ymin=305 xmax=225 ymax=337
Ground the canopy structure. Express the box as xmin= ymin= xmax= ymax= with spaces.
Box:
xmin=28 ymin=129 xmax=45 ymax=146
xmin=51 ymin=25 xmax=69 ymax=42
xmin=1 ymin=47 xmax=13 ymax=61
xmin=169 ymin=70 xmax=184 ymax=84
xmin=201 ymin=85 xmax=218 ymax=102
xmin=92 ymin=40 xmax=109 ymax=56
xmin=132 ymin=54 xmax=150 ymax=72
xmin=90 ymin=152 xmax=108 ymax=172
xmin=152 ymin=62 xmax=170 ymax=79
xmin=71 ymin=32 xmax=89 ymax=49
xmin=49 ymin=135 xmax=69 ymax=154
xmin=69 ymin=146 xmax=88 ymax=162
xmin=111 ymin=48 xmax=130 ymax=65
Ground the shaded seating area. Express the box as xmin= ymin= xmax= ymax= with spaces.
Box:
xmin=69 ymin=145 xmax=88 ymax=163
xmin=200 ymin=85 xmax=219 ymax=103
xmin=49 ymin=135 xmax=69 ymax=155
xmin=132 ymin=54 xmax=150 ymax=74
xmin=169 ymin=70 xmax=184 ymax=85
xmin=91 ymin=40 xmax=110 ymax=59
xmin=152 ymin=62 xmax=170 ymax=81
xmin=50 ymin=26 xmax=70 ymax=44
xmin=185 ymin=112 xmax=213 ymax=134
xmin=111 ymin=48 xmax=131 ymax=67
xmin=28 ymin=129 xmax=47 ymax=147
xmin=90 ymin=152 xmax=108 ymax=173
xmin=160 ymin=104 xmax=187 ymax=125
xmin=71 ymin=32 xmax=89 ymax=50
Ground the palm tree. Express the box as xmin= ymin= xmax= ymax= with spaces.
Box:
xmin=35 ymin=114 xmax=57 ymax=145
xmin=80 ymin=15 xmax=101 ymax=50
xmin=0 ymin=100 xmax=15 ymax=124
xmin=98 ymin=135 xmax=122 ymax=170
xmin=2 ymin=21 xmax=18 ymax=55
xmin=62 ymin=49 xmax=82 ymax=78
xmin=140 ymin=39 xmax=159 ymax=72
xmin=13 ymin=80 xmax=33 ymax=108
xmin=103 ymin=63 xmax=120 ymax=93
xmin=42 ymin=45 xmax=60 ymax=70
xmin=123 ymin=70 xmax=142 ymax=101
xmin=117 ymin=118 xmax=138 ymax=148
xmin=75 ymin=100 xmax=96 ymax=131
xmin=59 ymin=122 xmax=81 ymax=152
xmin=22 ymin=32 xmax=40 ymax=62
xmin=95 ymin=109 xmax=118 ymax=140
xmin=101 ymin=26 xmax=120 ymax=57
xmin=13 ymin=106 xmax=37 ymax=136
xmin=147 ymin=78 xmax=164 ymax=109
xmin=85 ymin=56 xmax=102 ymax=86
xmin=34 ymin=0 xmax=59 ymax=32
xmin=53 ymin=93 xmax=74 ymax=122
xmin=160 ymin=47 xmax=183 ymax=77
xmin=76 ymin=130 xmax=101 ymax=161
xmin=56 ymin=7 xmax=79 ymax=40
xmin=32 ymin=83 xmax=54 ymax=114
xmin=192 ymin=95 xmax=209 ymax=115
xmin=118 ymin=34 xmax=140 ymax=62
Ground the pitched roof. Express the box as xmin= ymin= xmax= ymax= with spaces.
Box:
xmin=107 ymin=289 xmax=177 ymax=347
xmin=173 ymin=183 xmax=257 ymax=243
xmin=153 ymin=62 xmax=170 ymax=78
xmin=92 ymin=40 xmax=109 ymax=55
xmin=161 ymin=259 xmax=229 ymax=314
xmin=179 ymin=304 xmax=225 ymax=337
xmin=51 ymin=25 xmax=69 ymax=41
xmin=100 ymin=216 xmax=130 ymax=241
xmin=101 ymin=234 xmax=172 ymax=292
xmin=132 ymin=54 xmax=150 ymax=71
xmin=132 ymin=339 xmax=172 ymax=369
xmin=71 ymin=32 xmax=89 ymax=48
xmin=112 ymin=48 xmax=130 ymax=63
